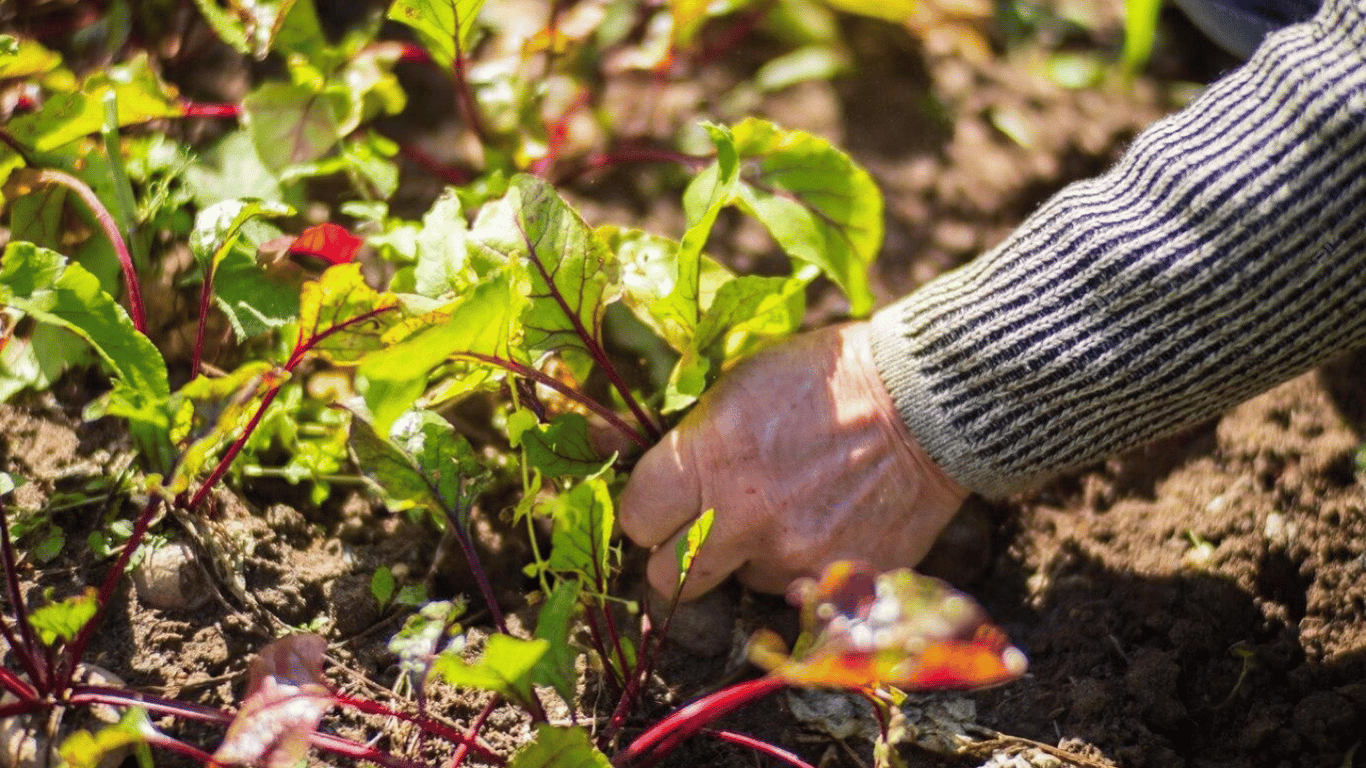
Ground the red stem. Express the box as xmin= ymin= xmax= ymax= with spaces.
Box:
xmin=0 ymin=662 xmax=37 ymax=701
xmin=447 ymin=517 xmax=507 ymax=635
xmin=398 ymin=143 xmax=473 ymax=185
xmin=0 ymin=499 xmax=48 ymax=690
xmin=557 ymin=146 xmax=712 ymax=184
xmin=458 ymin=352 xmax=651 ymax=449
xmin=448 ymin=698 xmax=500 ymax=768
xmin=31 ymin=169 xmax=145 ymax=334
xmin=179 ymin=100 xmax=242 ymax=118
xmin=187 ymin=305 xmax=399 ymax=511
xmin=603 ymin=612 xmax=653 ymax=746
xmin=54 ymin=496 xmax=163 ymax=695
xmin=705 ymin=729 xmax=816 ymax=768
xmin=335 ymin=693 xmax=503 ymax=764
xmin=614 ymin=676 xmax=786 ymax=768
xmin=70 ymin=685 xmax=232 ymax=723
xmin=582 ymin=607 xmax=625 ymax=695
xmin=0 ymin=699 xmax=45 ymax=719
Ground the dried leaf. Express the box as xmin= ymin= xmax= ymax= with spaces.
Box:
xmin=214 ymin=634 xmax=334 ymax=768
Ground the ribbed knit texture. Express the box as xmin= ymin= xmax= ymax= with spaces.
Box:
xmin=869 ymin=0 xmax=1366 ymax=497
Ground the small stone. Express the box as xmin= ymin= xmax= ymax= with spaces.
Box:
xmin=132 ymin=540 xmax=212 ymax=611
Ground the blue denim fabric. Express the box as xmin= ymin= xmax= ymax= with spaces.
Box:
xmin=1171 ymin=0 xmax=1323 ymax=57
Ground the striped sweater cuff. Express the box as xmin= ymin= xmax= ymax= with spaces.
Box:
xmin=870 ymin=0 xmax=1366 ymax=497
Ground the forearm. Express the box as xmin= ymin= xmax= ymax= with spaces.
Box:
xmin=870 ymin=0 xmax=1366 ymax=497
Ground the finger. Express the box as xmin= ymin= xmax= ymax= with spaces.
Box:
xmin=648 ymin=521 xmax=749 ymax=602
xmin=617 ymin=427 xmax=702 ymax=548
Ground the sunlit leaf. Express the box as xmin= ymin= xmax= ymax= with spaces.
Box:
xmin=413 ymin=188 xmax=470 ymax=298
xmin=27 ymin=587 xmax=98 ymax=646
xmin=749 ymin=561 xmax=1028 ymax=692
xmin=431 ymin=633 xmax=548 ymax=710
xmin=6 ymin=55 xmax=180 ymax=156
xmin=509 ymin=724 xmax=611 ymax=768
xmin=60 ymin=707 xmax=156 ymax=768
xmin=191 ymin=0 xmax=325 ymax=59
xmin=728 ymin=117 xmax=881 ymax=315
xmin=670 ymin=124 xmax=740 ymax=338
xmin=295 ymin=263 xmax=403 ymax=364
xmin=521 ymin=412 xmax=610 ymax=479
xmin=190 ymin=199 xmax=295 ymax=312
xmin=0 ymin=243 xmax=172 ymax=467
xmin=349 ymin=408 xmax=488 ymax=528
xmin=670 ymin=0 xmax=711 ymax=48
xmin=0 ymin=37 xmax=62 ymax=80
xmin=388 ymin=0 xmax=488 ymax=68
xmin=544 ymin=471 xmax=615 ymax=583
xmin=357 ymin=268 xmax=523 ymax=434
xmin=674 ymin=509 xmax=715 ymax=588
xmin=214 ymin=633 xmax=334 ymax=768
xmin=532 ymin=579 xmax=582 ymax=703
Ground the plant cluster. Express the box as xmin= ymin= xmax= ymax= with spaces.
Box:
xmin=0 ymin=1 xmax=1030 ymax=767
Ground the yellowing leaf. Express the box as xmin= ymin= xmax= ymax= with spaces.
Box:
xmin=749 ymin=561 xmax=1028 ymax=692
xmin=296 ymin=263 xmax=403 ymax=364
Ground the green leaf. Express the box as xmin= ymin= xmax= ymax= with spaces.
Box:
xmin=60 ymin=708 xmax=155 ymax=768
xmin=190 ymin=198 xmax=294 ymax=273
xmin=168 ymin=361 xmax=277 ymax=493
xmin=213 ymin=245 xmax=304 ymax=339
xmin=521 ymin=412 xmax=610 ymax=479
xmin=349 ymin=408 xmax=487 ymax=528
xmin=358 ymin=268 xmax=523 ymax=434
xmin=370 ymin=567 xmax=396 ymax=607
xmin=413 ymin=188 xmax=470 ymax=298
xmin=509 ymin=724 xmax=611 ymax=768
xmin=296 ymin=263 xmax=403 ymax=364
xmin=184 ymin=131 xmax=295 ymax=208
xmin=674 ymin=509 xmax=715 ymax=588
xmin=1123 ymin=0 xmax=1162 ymax=73
xmin=0 ymin=37 xmax=62 ymax=80
xmin=388 ymin=0 xmax=488 ymax=69
xmin=532 ymin=579 xmax=582 ymax=703
xmin=241 ymin=81 xmax=348 ymax=173
xmin=0 ymin=243 xmax=171 ymax=467
xmin=728 ymin=117 xmax=881 ymax=315
xmin=544 ymin=472 xmax=615 ymax=583
xmin=28 ymin=587 xmax=98 ymax=646
xmin=431 ymin=633 xmax=548 ymax=710
xmin=677 ymin=124 xmax=741 ymax=326
xmin=190 ymin=0 xmax=322 ymax=58
xmin=189 ymin=199 xmax=297 ymax=340
xmin=489 ymin=175 xmax=621 ymax=361
xmin=5 ymin=54 xmax=179 ymax=158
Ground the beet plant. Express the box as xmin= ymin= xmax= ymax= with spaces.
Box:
xmin=0 ymin=1 xmax=1029 ymax=766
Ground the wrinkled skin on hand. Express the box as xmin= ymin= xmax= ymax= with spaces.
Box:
xmin=619 ymin=323 xmax=969 ymax=600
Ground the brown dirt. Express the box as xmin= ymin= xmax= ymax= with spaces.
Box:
xmin=2 ymin=2 xmax=1364 ymax=768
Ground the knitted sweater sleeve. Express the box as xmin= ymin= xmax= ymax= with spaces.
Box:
xmin=868 ymin=0 xmax=1366 ymax=498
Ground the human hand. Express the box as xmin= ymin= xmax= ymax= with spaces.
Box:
xmin=618 ymin=322 xmax=969 ymax=600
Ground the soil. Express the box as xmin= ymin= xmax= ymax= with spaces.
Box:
xmin=2 ymin=2 xmax=1364 ymax=768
